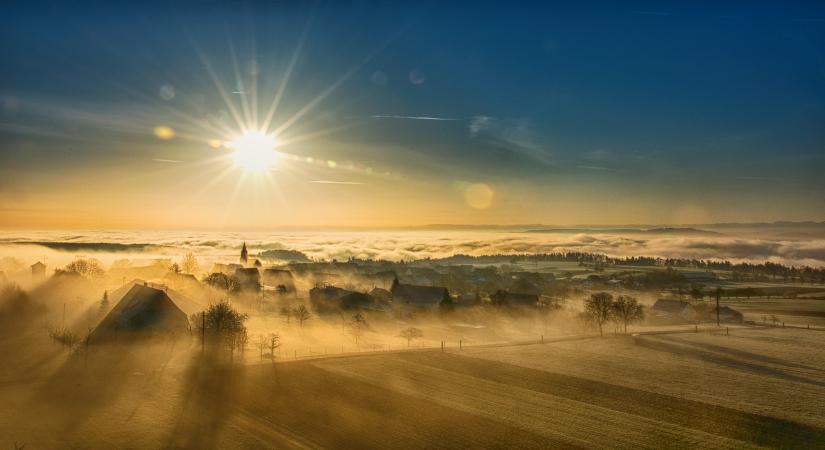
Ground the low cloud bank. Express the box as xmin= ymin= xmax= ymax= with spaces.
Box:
xmin=2 ymin=229 xmax=825 ymax=268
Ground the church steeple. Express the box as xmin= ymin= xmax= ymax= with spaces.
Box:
xmin=240 ymin=242 xmax=248 ymax=264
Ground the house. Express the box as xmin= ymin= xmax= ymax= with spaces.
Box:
xmin=700 ymin=305 xmax=744 ymax=324
xmin=211 ymin=263 xmax=243 ymax=275
xmin=309 ymin=285 xmax=358 ymax=313
xmin=391 ymin=283 xmax=449 ymax=308
xmin=31 ymin=261 xmax=46 ymax=278
xmin=490 ymin=291 xmax=540 ymax=307
xmin=92 ymin=284 xmax=191 ymax=340
xmin=338 ymin=292 xmax=378 ymax=311
xmin=234 ymin=267 xmax=261 ymax=291
xmin=651 ymin=299 xmax=697 ymax=323
xmin=262 ymin=268 xmax=296 ymax=292
xmin=457 ymin=292 xmax=481 ymax=306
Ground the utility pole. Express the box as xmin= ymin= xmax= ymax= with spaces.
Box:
xmin=716 ymin=287 xmax=721 ymax=327
xmin=201 ymin=311 xmax=205 ymax=353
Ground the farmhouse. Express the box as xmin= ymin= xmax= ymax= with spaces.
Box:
xmin=309 ymin=285 xmax=357 ymax=313
xmin=491 ymin=291 xmax=540 ymax=307
xmin=262 ymin=268 xmax=296 ymax=292
xmin=651 ymin=299 xmax=697 ymax=323
xmin=92 ymin=284 xmax=191 ymax=340
xmin=31 ymin=261 xmax=46 ymax=278
xmin=234 ymin=267 xmax=261 ymax=291
xmin=701 ymin=305 xmax=744 ymax=324
xmin=391 ymin=283 xmax=449 ymax=308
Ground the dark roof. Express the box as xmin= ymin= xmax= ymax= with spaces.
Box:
xmin=339 ymin=292 xmax=375 ymax=310
xmin=391 ymin=283 xmax=447 ymax=307
xmin=93 ymin=285 xmax=189 ymax=338
xmin=502 ymin=292 xmax=540 ymax=306
xmin=652 ymin=299 xmax=692 ymax=313
xmin=310 ymin=286 xmax=356 ymax=302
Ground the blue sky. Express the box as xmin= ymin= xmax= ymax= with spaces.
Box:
xmin=1 ymin=1 xmax=824 ymax=227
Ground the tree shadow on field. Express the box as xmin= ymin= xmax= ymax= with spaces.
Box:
xmin=29 ymin=340 xmax=168 ymax=442
xmin=165 ymin=350 xmax=245 ymax=450
xmin=668 ymin=338 xmax=824 ymax=373
xmin=636 ymin=336 xmax=825 ymax=388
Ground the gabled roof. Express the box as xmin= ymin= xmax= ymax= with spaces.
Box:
xmin=652 ymin=299 xmax=692 ymax=313
xmin=502 ymin=292 xmax=539 ymax=305
xmin=31 ymin=261 xmax=46 ymax=268
xmin=391 ymin=283 xmax=447 ymax=307
xmin=93 ymin=284 xmax=189 ymax=338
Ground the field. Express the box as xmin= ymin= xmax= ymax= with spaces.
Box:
xmin=2 ymin=325 xmax=825 ymax=449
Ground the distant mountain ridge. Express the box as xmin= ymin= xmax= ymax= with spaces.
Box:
xmin=524 ymin=227 xmax=722 ymax=236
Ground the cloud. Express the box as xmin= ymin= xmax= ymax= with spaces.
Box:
xmin=575 ymin=165 xmax=618 ymax=172
xmin=5 ymin=229 xmax=825 ymax=268
xmin=152 ymin=158 xmax=184 ymax=163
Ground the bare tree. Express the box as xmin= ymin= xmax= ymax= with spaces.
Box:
xmin=611 ymin=295 xmax=644 ymax=333
xmin=267 ymin=332 xmax=280 ymax=361
xmin=279 ymin=305 xmax=292 ymax=324
xmin=257 ymin=334 xmax=267 ymax=360
xmin=584 ymin=292 xmax=614 ymax=337
xmin=350 ymin=313 xmax=367 ymax=345
xmin=181 ymin=252 xmax=199 ymax=274
xmin=63 ymin=258 xmax=104 ymax=278
xmin=398 ymin=327 xmax=423 ymax=347
xmin=293 ymin=304 xmax=311 ymax=328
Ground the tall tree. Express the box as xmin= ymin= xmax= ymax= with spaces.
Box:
xmin=584 ymin=292 xmax=614 ymax=337
xmin=398 ymin=327 xmax=423 ymax=347
xmin=611 ymin=295 xmax=644 ymax=333
xmin=180 ymin=252 xmax=199 ymax=274
xmin=293 ymin=304 xmax=311 ymax=328
xmin=350 ymin=313 xmax=367 ymax=345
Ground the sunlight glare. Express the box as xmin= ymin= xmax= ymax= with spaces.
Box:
xmin=230 ymin=131 xmax=278 ymax=172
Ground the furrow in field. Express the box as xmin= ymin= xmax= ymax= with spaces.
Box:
xmin=314 ymin=354 xmax=761 ymax=450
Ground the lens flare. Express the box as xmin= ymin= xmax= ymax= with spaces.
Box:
xmin=153 ymin=125 xmax=175 ymax=140
xmin=464 ymin=183 xmax=494 ymax=209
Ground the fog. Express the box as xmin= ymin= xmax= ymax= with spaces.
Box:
xmin=3 ymin=224 xmax=825 ymax=269
xmin=3 ymin=227 xmax=825 ymax=448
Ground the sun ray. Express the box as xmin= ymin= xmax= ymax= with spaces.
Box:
xmin=227 ymin=32 xmax=253 ymax=130
xmin=260 ymin=16 xmax=311 ymax=133
xmin=188 ymin=34 xmax=248 ymax=134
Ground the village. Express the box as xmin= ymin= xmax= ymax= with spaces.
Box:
xmin=3 ymin=243 xmax=825 ymax=449
xmin=5 ymin=241 xmax=825 ymax=358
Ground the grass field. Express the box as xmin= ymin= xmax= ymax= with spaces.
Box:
xmin=2 ymin=326 xmax=825 ymax=449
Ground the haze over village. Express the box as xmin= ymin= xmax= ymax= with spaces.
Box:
xmin=2 ymin=1 xmax=825 ymax=449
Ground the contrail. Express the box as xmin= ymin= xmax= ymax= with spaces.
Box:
xmin=370 ymin=115 xmax=462 ymax=121
xmin=309 ymin=180 xmax=364 ymax=185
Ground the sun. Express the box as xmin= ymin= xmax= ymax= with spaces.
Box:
xmin=229 ymin=131 xmax=279 ymax=172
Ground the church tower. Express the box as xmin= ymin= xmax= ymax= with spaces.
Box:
xmin=240 ymin=242 xmax=248 ymax=264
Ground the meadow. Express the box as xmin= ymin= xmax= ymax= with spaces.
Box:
xmin=2 ymin=325 xmax=824 ymax=449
